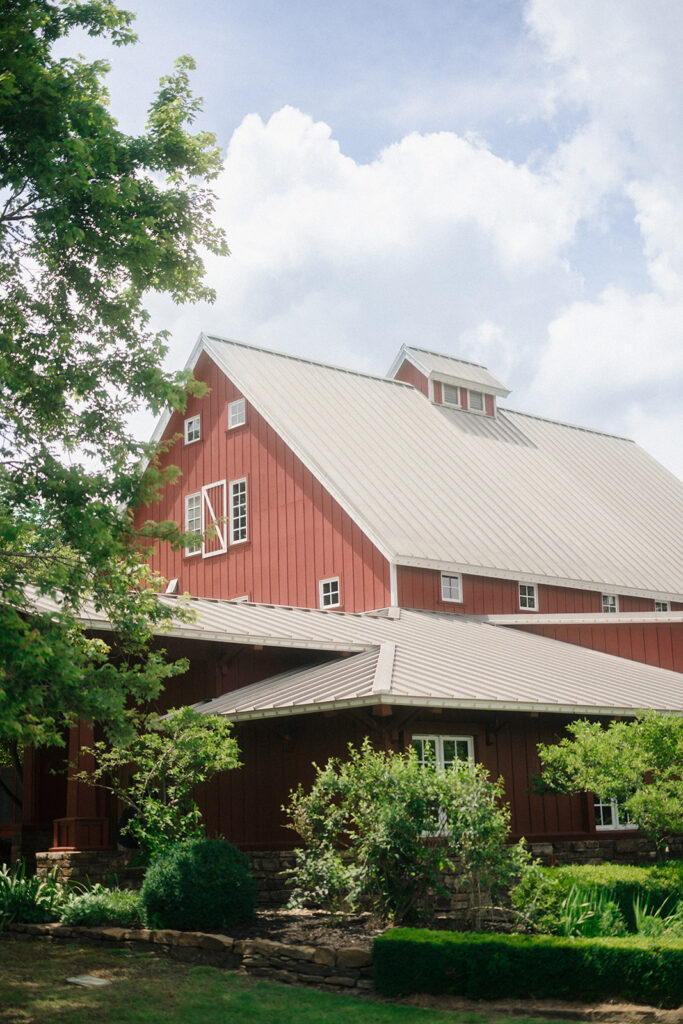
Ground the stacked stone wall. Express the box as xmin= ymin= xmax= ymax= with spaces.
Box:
xmin=6 ymin=923 xmax=373 ymax=991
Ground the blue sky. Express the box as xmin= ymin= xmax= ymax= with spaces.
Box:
xmin=66 ymin=1 xmax=683 ymax=476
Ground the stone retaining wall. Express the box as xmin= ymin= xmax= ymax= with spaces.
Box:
xmin=6 ymin=922 xmax=373 ymax=991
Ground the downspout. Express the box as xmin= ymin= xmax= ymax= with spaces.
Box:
xmin=389 ymin=562 xmax=398 ymax=608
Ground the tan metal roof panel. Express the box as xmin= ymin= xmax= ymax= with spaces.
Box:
xmin=199 ymin=336 xmax=683 ymax=600
xmin=398 ymin=345 xmax=511 ymax=395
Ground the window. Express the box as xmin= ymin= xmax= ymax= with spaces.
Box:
xmin=594 ymin=796 xmax=636 ymax=831
xmin=412 ymin=735 xmax=474 ymax=768
xmin=184 ymin=492 xmax=201 ymax=555
xmin=602 ymin=594 xmax=619 ymax=613
xmin=468 ymin=389 xmax=484 ymax=412
xmin=184 ymin=415 xmax=200 ymax=444
xmin=319 ymin=577 xmax=340 ymax=608
xmin=228 ymin=398 xmax=246 ymax=429
xmin=442 ymin=383 xmax=460 ymax=407
xmin=655 ymin=601 xmax=670 ymax=612
xmin=230 ymin=478 xmax=248 ymax=543
xmin=441 ymin=572 xmax=462 ymax=602
xmin=201 ymin=480 xmax=228 ymax=557
xmin=519 ymin=583 xmax=538 ymax=610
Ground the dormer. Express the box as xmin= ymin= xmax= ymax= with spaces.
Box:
xmin=386 ymin=344 xmax=510 ymax=417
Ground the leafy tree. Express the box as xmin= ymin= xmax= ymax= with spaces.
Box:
xmin=76 ymin=706 xmax=241 ymax=857
xmin=537 ymin=711 xmax=683 ymax=857
xmin=0 ymin=0 xmax=229 ymax=778
xmin=285 ymin=739 xmax=527 ymax=925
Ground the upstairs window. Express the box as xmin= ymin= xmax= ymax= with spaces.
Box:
xmin=412 ymin=735 xmax=474 ymax=769
xmin=228 ymin=398 xmax=246 ymax=429
xmin=184 ymin=492 xmax=201 ymax=555
xmin=184 ymin=414 xmax=200 ymax=444
xmin=441 ymin=572 xmax=462 ymax=603
xmin=654 ymin=601 xmax=670 ymax=612
xmin=519 ymin=583 xmax=538 ymax=610
xmin=468 ymin=389 xmax=484 ymax=412
xmin=230 ymin=478 xmax=248 ymax=543
xmin=442 ymin=383 xmax=460 ymax=407
xmin=602 ymin=594 xmax=618 ymax=613
xmin=319 ymin=577 xmax=340 ymax=608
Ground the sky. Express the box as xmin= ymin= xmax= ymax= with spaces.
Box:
xmin=65 ymin=0 xmax=682 ymax=477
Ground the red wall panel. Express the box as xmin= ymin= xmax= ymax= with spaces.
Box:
xmin=516 ymin=622 xmax=683 ymax=672
xmin=393 ymin=358 xmax=429 ymax=396
xmin=134 ymin=352 xmax=391 ymax=611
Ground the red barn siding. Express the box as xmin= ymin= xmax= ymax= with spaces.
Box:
xmin=393 ymin=358 xmax=429 ymax=396
xmin=485 ymin=394 xmax=495 ymax=417
xmin=397 ymin=567 xmax=603 ymax=615
xmin=134 ymin=353 xmax=391 ymax=611
xmin=516 ymin=622 xmax=683 ymax=673
xmin=191 ymin=706 xmax=594 ymax=848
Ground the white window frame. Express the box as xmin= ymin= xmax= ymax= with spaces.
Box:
xmin=654 ymin=600 xmax=670 ymax=612
xmin=412 ymin=734 xmax=475 ymax=768
xmin=228 ymin=398 xmax=246 ymax=429
xmin=440 ymin=572 xmax=462 ymax=603
xmin=184 ymin=414 xmax=201 ymax=444
xmin=201 ymin=480 xmax=228 ymax=558
xmin=319 ymin=576 xmax=341 ymax=608
xmin=594 ymin=796 xmax=637 ymax=831
xmin=441 ymin=383 xmax=461 ymax=408
xmin=602 ymin=593 xmax=619 ymax=613
xmin=229 ymin=477 xmax=248 ymax=544
xmin=519 ymin=582 xmax=538 ymax=611
xmin=184 ymin=492 xmax=202 ymax=556
xmin=468 ymin=389 xmax=485 ymax=413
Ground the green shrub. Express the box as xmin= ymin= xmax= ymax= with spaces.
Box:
xmin=140 ymin=838 xmax=256 ymax=932
xmin=285 ymin=739 xmax=528 ymax=925
xmin=512 ymin=860 xmax=683 ymax=933
xmin=0 ymin=861 xmax=65 ymax=927
xmin=372 ymin=928 xmax=683 ymax=1007
xmin=61 ymin=884 xmax=142 ymax=927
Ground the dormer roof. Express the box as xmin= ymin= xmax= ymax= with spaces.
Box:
xmin=387 ymin=344 xmax=511 ymax=397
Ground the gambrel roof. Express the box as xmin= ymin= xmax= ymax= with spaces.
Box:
xmin=152 ymin=334 xmax=683 ymax=602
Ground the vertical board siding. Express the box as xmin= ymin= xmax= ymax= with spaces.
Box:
xmin=397 ymin=567 xmax=604 ymax=615
xmin=134 ymin=352 xmax=391 ymax=611
xmin=393 ymin=358 xmax=429 ymax=396
xmin=515 ymin=622 xmax=683 ymax=672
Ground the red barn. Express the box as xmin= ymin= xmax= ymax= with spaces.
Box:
xmin=9 ymin=336 xmax=683 ymax=874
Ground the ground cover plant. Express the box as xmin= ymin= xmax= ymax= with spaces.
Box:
xmin=0 ymin=938 xmax=576 ymax=1024
xmin=0 ymin=861 xmax=65 ymax=926
xmin=285 ymin=739 xmax=528 ymax=925
xmin=60 ymin=884 xmax=142 ymax=928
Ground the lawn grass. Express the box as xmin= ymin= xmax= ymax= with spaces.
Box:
xmin=0 ymin=937 xmax=572 ymax=1024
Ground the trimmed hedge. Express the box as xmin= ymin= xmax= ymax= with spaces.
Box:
xmin=372 ymin=929 xmax=683 ymax=1008
xmin=512 ymin=861 xmax=683 ymax=932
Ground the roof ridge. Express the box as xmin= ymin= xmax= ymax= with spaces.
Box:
xmin=405 ymin=345 xmax=489 ymax=371
xmin=502 ymin=406 xmax=633 ymax=442
xmin=204 ymin=334 xmax=414 ymax=389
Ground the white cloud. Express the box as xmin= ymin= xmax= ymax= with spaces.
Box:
xmin=139 ymin=4 xmax=683 ymax=482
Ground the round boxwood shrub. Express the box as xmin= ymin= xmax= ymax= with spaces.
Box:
xmin=140 ymin=838 xmax=257 ymax=931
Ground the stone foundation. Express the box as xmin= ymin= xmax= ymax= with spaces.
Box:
xmin=35 ymin=849 xmax=143 ymax=888
xmin=527 ymin=834 xmax=683 ymax=866
xmin=7 ymin=922 xmax=373 ymax=991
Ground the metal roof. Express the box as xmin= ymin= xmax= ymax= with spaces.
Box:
xmin=28 ymin=590 xmax=682 ymax=717
xmin=148 ymin=334 xmax=683 ymax=601
xmin=156 ymin=599 xmax=683 ymax=721
xmin=389 ymin=344 xmax=511 ymax=396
